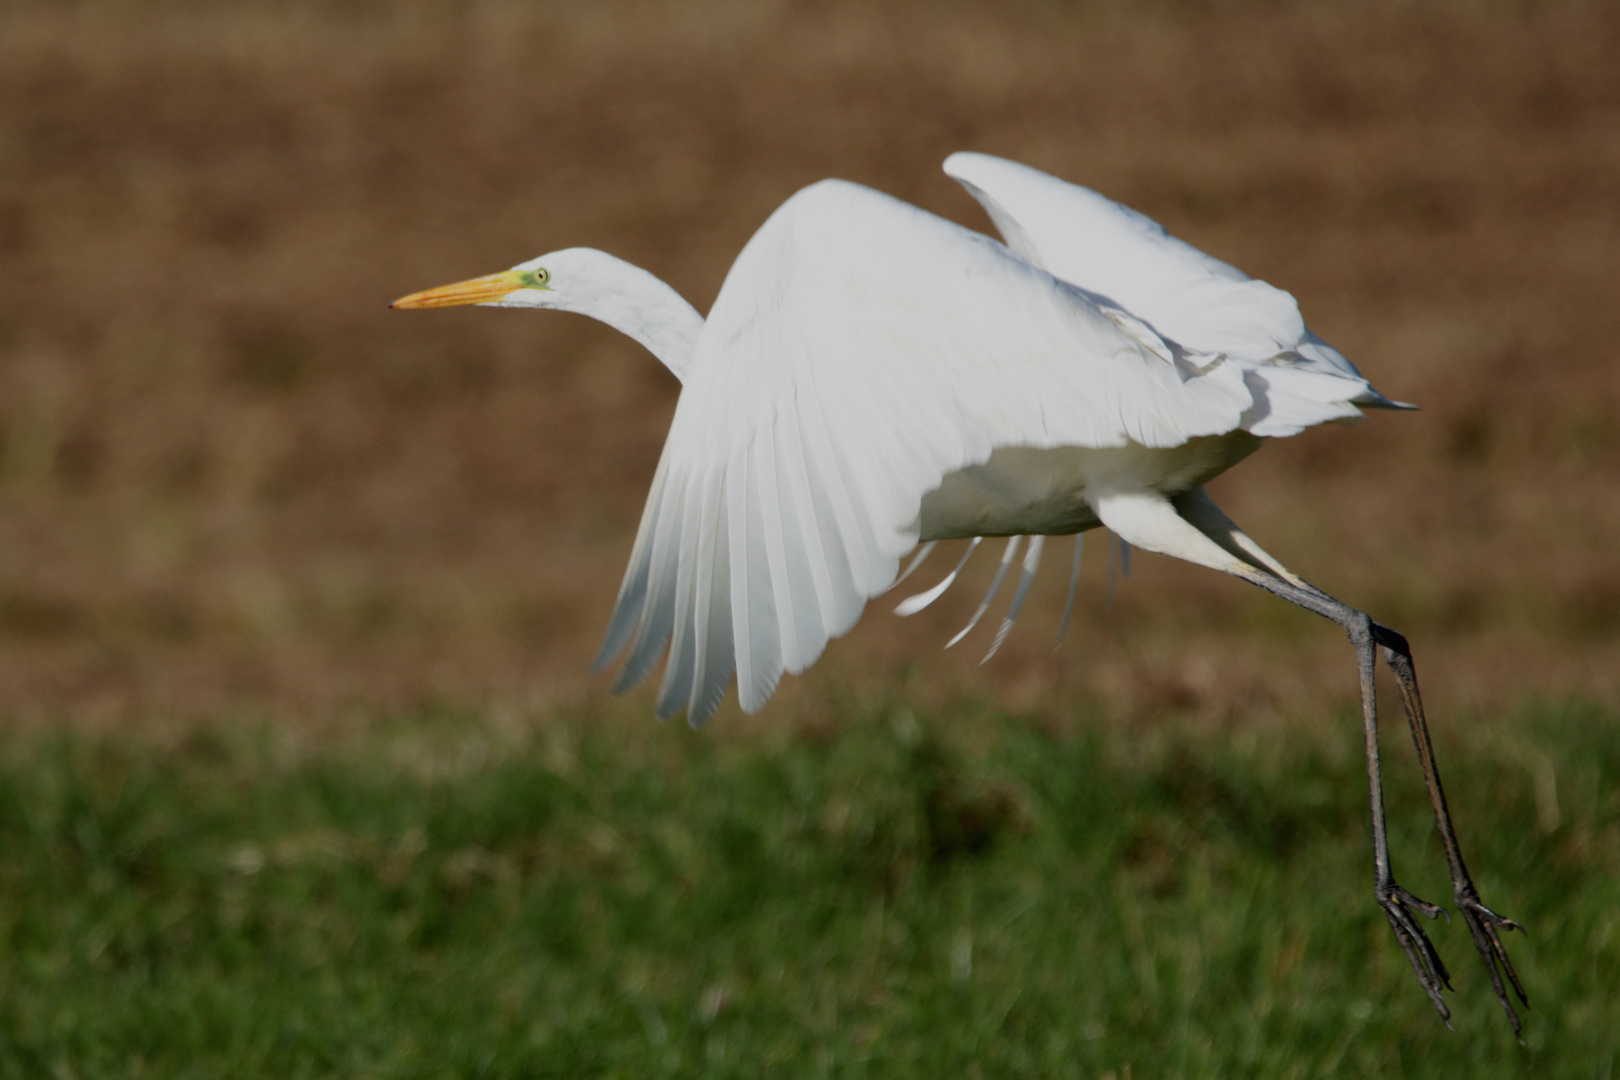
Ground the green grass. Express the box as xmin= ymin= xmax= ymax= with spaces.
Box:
xmin=0 ymin=700 xmax=1615 ymax=1078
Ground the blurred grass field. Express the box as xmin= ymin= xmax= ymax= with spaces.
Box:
xmin=1 ymin=700 xmax=1616 ymax=1077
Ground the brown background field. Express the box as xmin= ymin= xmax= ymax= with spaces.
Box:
xmin=0 ymin=0 xmax=1616 ymax=734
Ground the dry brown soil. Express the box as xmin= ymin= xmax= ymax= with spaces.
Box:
xmin=1 ymin=0 xmax=1617 ymax=733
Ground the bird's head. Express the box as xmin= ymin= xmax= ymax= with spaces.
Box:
xmin=389 ymin=245 xmax=705 ymax=381
xmin=389 ymin=248 xmax=615 ymax=312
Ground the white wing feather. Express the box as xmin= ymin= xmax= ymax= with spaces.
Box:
xmin=947 ymin=537 xmax=1021 ymax=650
xmin=599 ymin=178 xmax=1257 ymax=725
xmin=985 ymin=534 xmax=1043 ymax=663
xmin=895 ymin=538 xmax=980 ymax=617
xmin=943 ymin=152 xmax=1412 ymax=437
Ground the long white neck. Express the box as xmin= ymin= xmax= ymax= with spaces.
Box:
xmin=534 ymin=251 xmax=705 ymax=382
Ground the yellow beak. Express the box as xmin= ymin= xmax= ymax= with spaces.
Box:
xmin=390 ymin=270 xmax=525 ymax=309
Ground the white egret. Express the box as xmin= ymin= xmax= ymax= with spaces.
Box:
xmin=392 ymin=153 xmax=1525 ymax=1035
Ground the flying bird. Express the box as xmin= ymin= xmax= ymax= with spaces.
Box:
xmin=392 ymin=152 xmax=1526 ymax=1035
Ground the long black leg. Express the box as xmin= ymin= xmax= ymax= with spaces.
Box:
xmin=1374 ymin=625 xmax=1528 ymax=1039
xmin=1126 ymin=489 xmax=1522 ymax=1032
xmin=1232 ymin=571 xmax=1455 ymax=1021
xmin=1261 ymin=571 xmax=1528 ymax=1035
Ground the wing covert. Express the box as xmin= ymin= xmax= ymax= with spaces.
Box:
xmin=944 ymin=152 xmax=1410 ymax=435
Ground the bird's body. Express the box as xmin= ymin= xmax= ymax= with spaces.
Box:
xmin=402 ymin=172 xmax=1394 ymax=722
xmin=917 ymin=431 xmax=1258 ymax=540
xmin=392 ymin=153 xmax=1526 ymax=1036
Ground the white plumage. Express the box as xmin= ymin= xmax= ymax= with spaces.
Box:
xmin=395 ymin=156 xmax=1400 ymax=727
xmin=391 ymin=152 xmax=1526 ymax=1035
xmin=943 ymin=152 xmax=1405 ymax=437
xmin=628 ymin=178 xmax=1253 ymax=721
xmin=604 ymin=169 xmax=1399 ymax=724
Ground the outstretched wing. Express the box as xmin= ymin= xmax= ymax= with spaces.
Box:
xmin=943 ymin=152 xmax=1411 ymax=436
xmin=595 ymin=179 xmax=1255 ymax=726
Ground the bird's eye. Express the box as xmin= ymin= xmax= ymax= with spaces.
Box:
xmin=530 ymin=267 xmax=550 ymax=287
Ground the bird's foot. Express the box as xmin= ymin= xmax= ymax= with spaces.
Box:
xmin=1457 ymin=888 xmax=1528 ymax=1042
xmin=1378 ymin=881 xmax=1453 ymax=1026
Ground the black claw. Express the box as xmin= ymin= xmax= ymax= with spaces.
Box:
xmin=1379 ymin=882 xmax=1454 ymax=1017
xmin=1394 ymin=885 xmax=1449 ymax=924
xmin=1457 ymin=891 xmax=1529 ymax=1041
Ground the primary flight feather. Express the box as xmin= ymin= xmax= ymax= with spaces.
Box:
xmin=392 ymin=153 xmax=1525 ymax=1036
